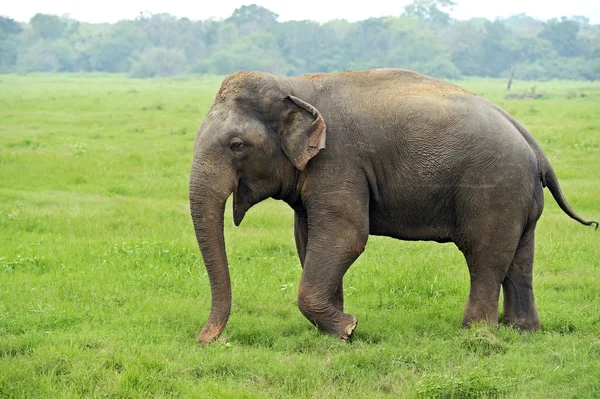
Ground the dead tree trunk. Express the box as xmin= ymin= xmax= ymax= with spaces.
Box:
xmin=506 ymin=65 xmax=516 ymax=91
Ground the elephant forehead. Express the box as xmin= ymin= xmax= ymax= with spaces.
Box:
xmin=215 ymin=71 xmax=276 ymax=102
xmin=201 ymin=107 xmax=269 ymax=142
xmin=202 ymin=103 xmax=248 ymax=135
xmin=215 ymin=71 xmax=256 ymax=101
xmin=204 ymin=99 xmax=235 ymax=123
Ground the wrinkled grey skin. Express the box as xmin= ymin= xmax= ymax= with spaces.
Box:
xmin=190 ymin=68 xmax=597 ymax=344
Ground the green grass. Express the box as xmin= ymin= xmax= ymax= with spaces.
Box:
xmin=0 ymin=73 xmax=599 ymax=398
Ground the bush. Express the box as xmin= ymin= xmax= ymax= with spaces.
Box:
xmin=580 ymin=58 xmax=600 ymax=81
xmin=419 ymin=56 xmax=462 ymax=79
xmin=518 ymin=63 xmax=548 ymax=80
xmin=17 ymin=41 xmax=59 ymax=72
xmin=193 ymin=33 xmax=294 ymax=76
xmin=129 ymin=48 xmax=186 ymax=78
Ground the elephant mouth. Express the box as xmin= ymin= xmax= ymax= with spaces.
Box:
xmin=233 ymin=178 xmax=253 ymax=226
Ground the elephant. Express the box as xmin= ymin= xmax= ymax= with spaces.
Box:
xmin=189 ymin=68 xmax=597 ymax=344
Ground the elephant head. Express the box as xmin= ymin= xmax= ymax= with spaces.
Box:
xmin=189 ymin=71 xmax=326 ymax=344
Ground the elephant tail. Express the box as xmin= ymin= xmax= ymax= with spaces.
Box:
xmin=542 ymin=166 xmax=598 ymax=229
xmin=500 ymin=107 xmax=598 ymax=229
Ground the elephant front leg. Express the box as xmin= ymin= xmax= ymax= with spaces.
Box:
xmin=297 ymin=212 xmax=368 ymax=341
xmin=296 ymin=208 xmax=345 ymax=312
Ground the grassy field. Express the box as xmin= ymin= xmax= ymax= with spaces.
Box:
xmin=0 ymin=73 xmax=599 ymax=398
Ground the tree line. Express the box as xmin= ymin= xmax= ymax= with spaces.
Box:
xmin=1 ymin=1 xmax=599 ymax=81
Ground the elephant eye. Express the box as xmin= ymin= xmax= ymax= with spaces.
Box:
xmin=229 ymin=138 xmax=247 ymax=153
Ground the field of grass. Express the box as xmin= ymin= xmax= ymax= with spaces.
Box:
xmin=0 ymin=73 xmax=599 ymax=398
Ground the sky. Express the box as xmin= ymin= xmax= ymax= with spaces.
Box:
xmin=3 ymin=0 xmax=600 ymax=24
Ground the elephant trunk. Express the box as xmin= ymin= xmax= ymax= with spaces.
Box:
xmin=189 ymin=160 xmax=234 ymax=344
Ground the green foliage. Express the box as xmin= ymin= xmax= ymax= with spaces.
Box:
xmin=225 ymin=4 xmax=279 ymax=35
xmin=0 ymin=38 xmax=18 ymax=72
xmin=481 ymin=20 xmax=514 ymax=76
xmin=129 ymin=47 xmax=186 ymax=77
xmin=0 ymin=16 xmax=22 ymax=35
xmin=17 ymin=39 xmax=77 ymax=72
xmin=419 ymin=55 xmax=462 ymax=79
xmin=87 ymin=20 xmax=149 ymax=73
xmin=196 ymin=32 xmax=293 ymax=76
xmin=518 ymin=63 xmax=548 ymax=80
xmin=538 ymin=17 xmax=582 ymax=57
xmin=30 ymin=13 xmax=68 ymax=39
xmin=502 ymin=13 xmax=543 ymax=34
xmin=403 ymin=0 xmax=457 ymax=26
xmin=0 ymin=74 xmax=599 ymax=398
xmin=0 ymin=16 xmax=22 ymax=72
xmin=1 ymin=7 xmax=599 ymax=80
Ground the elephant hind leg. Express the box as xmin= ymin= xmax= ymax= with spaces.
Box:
xmin=462 ymin=247 xmax=514 ymax=328
xmin=502 ymin=227 xmax=540 ymax=331
xmin=456 ymin=180 xmax=537 ymax=328
xmin=459 ymin=216 xmax=526 ymax=328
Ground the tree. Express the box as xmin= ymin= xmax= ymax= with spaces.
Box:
xmin=0 ymin=8 xmax=596 ymax=80
xmin=0 ymin=16 xmax=22 ymax=72
xmin=571 ymin=16 xmax=590 ymax=26
xmin=403 ymin=0 xmax=456 ymax=26
xmin=87 ymin=20 xmax=148 ymax=72
xmin=174 ymin=18 xmax=210 ymax=65
xmin=385 ymin=23 xmax=460 ymax=78
xmin=0 ymin=16 xmax=22 ymax=35
xmin=480 ymin=20 xmax=513 ymax=77
xmin=502 ymin=13 xmax=543 ymax=34
xmin=538 ymin=17 xmax=582 ymax=57
xmin=30 ymin=13 xmax=67 ymax=39
xmin=225 ymin=4 xmax=278 ymax=36
xmin=273 ymin=20 xmax=324 ymax=74
xmin=17 ymin=41 xmax=59 ymax=72
xmin=129 ymin=47 xmax=186 ymax=77
xmin=136 ymin=13 xmax=180 ymax=48
xmin=345 ymin=18 xmax=393 ymax=69
xmin=196 ymin=32 xmax=292 ymax=76
xmin=445 ymin=21 xmax=483 ymax=76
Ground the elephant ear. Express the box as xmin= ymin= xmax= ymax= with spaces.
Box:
xmin=280 ymin=95 xmax=326 ymax=170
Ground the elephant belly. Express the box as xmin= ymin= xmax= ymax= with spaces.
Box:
xmin=368 ymin=189 xmax=456 ymax=243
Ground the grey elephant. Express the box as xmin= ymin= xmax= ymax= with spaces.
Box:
xmin=189 ymin=68 xmax=597 ymax=344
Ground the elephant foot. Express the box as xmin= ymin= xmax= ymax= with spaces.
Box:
xmin=339 ymin=316 xmax=358 ymax=342
xmin=461 ymin=318 xmax=498 ymax=330
xmin=462 ymin=298 xmax=500 ymax=329
xmin=502 ymin=283 xmax=539 ymax=332
xmin=302 ymin=308 xmax=358 ymax=341
xmin=298 ymin=283 xmax=358 ymax=341
xmin=502 ymin=315 xmax=539 ymax=331
xmin=312 ymin=313 xmax=358 ymax=341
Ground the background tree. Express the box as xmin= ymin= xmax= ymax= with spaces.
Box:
xmin=480 ymin=20 xmax=513 ymax=77
xmin=30 ymin=13 xmax=67 ymax=39
xmin=129 ymin=47 xmax=186 ymax=77
xmin=0 ymin=16 xmax=22 ymax=72
xmin=538 ymin=17 xmax=582 ymax=57
xmin=225 ymin=5 xmax=278 ymax=36
xmin=0 ymin=5 xmax=598 ymax=80
xmin=0 ymin=16 xmax=22 ymax=35
xmin=444 ymin=21 xmax=483 ymax=76
xmin=403 ymin=0 xmax=456 ymax=26
xmin=87 ymin=20 xmax=148 ymax=72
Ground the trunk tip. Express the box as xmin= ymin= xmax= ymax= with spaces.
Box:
xmin=197 ymin=321 xmax=228 ymax=344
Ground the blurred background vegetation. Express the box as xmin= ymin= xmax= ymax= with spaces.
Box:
xmin=0 ymin=0 xmax=599 ymax=81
